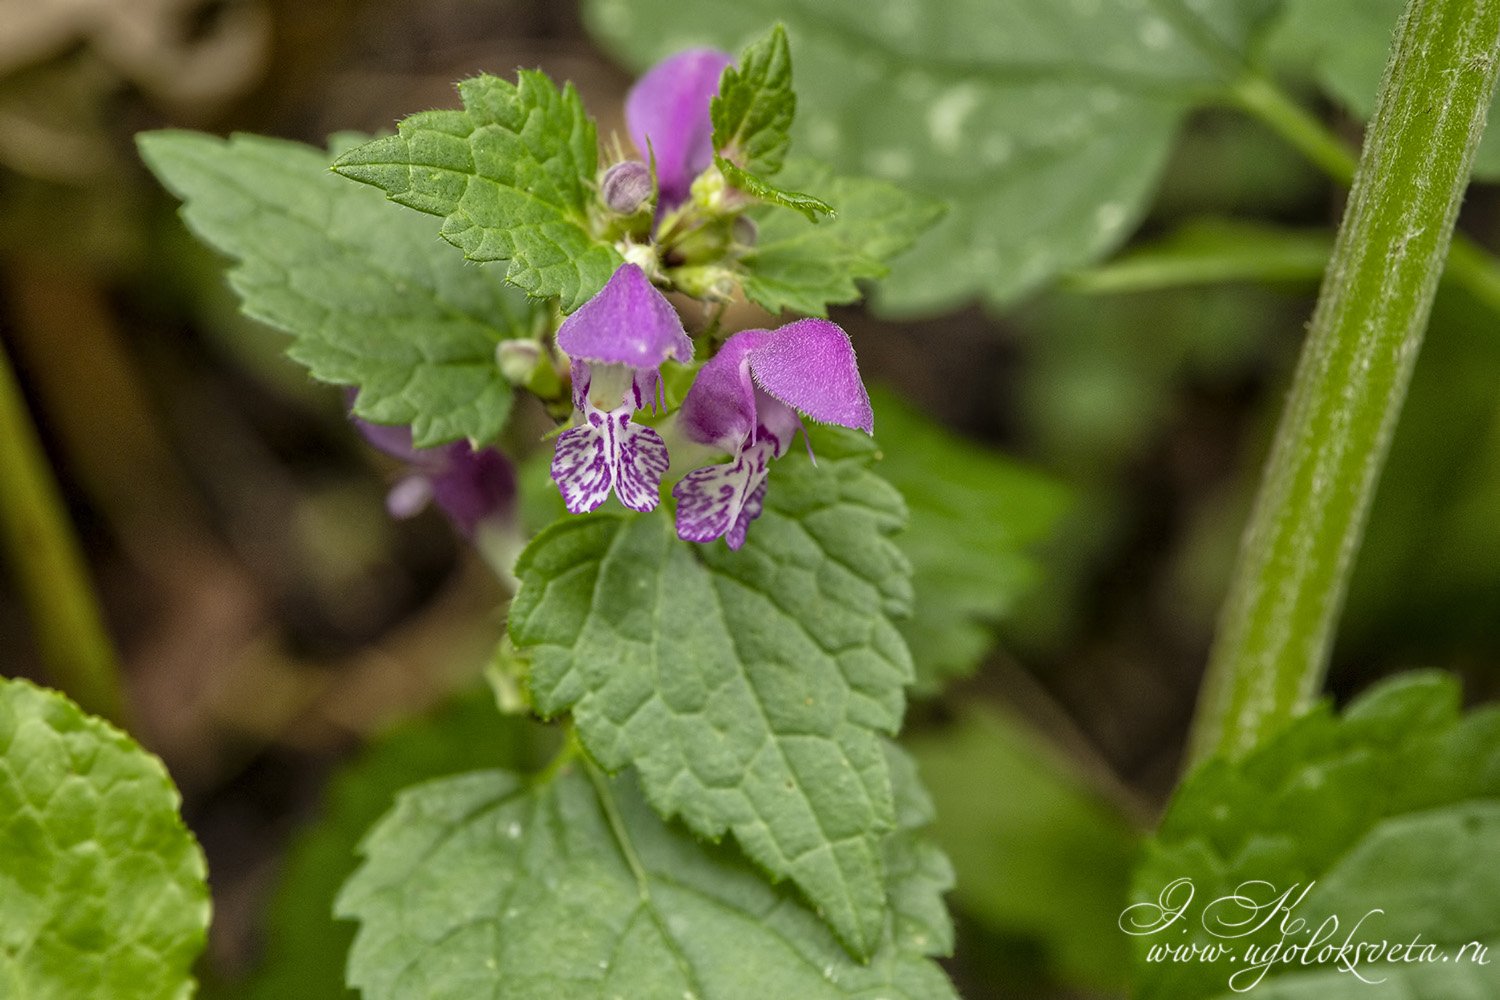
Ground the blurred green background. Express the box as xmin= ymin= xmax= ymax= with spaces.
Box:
xmin=1 ymin=1 xmax=1497 ymax=997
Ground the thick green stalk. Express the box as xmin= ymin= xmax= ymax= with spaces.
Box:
xmin=1191 ymin=0 xmax=1500 ymax=763
xmin=1235 ymin=70 xmax=1500 ymax=317
xmin=0 ymin=344 xmax=126 ymax=723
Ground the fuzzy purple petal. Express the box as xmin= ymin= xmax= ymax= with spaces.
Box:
xmin=746 ymin=319 xmax=874 ymax=432
xmin=556 ymin=264 xmax=692 ymax=369
xmin=625 ymin=49 xmax=733 ymax=208
xmin=677 ymin=331 xmax=763 ymax=450
xmin=429 ymin=444 xmax=516 ymax=536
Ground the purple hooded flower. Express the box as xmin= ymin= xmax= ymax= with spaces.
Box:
xmin=625 ymin=48 xmax=733 ymax=211
xmin=552 ymin=263 xmax=692 ymax=513
xmin=673 ymin=319 xmax=874 ymax=549
xmin=353 ymin=417 xmax=515 ymax=537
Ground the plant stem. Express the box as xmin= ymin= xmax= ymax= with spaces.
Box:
xmin=1232 ymin=74 xmax=1357 ymax=186
xmin=1191 ymin=0 xmax=1500 ymax=763
xmin=1235 ymin=68 xmax=1500 ymax=316
xmin=0 ymin=343 xmax=127 ymax=723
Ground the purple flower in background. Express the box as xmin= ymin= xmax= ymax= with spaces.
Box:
xmin=353 ymin=417 xmax=515 ymax=537
xmin=552 ymin=263 xmax=692 ymax=513
xmin=625 ymin=48 xmax=733 ymax=211
xmin=673 ymin=319 xmax=873 ymax=549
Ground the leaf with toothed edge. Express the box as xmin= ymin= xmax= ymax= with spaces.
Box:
xmin=509 ymin=444 xmax=914 ymax=959
xmin=1134 ymin=673 xmax=1500 ymax=999
xmin=712 ymin=23 xmax=797 ymax=178
xmin=737 ymin=160 xmax=945 ymax=317
xmin=137 ymin=130 xmax=540 ymax=448
xmin=335 ymin=760 xmax=957 ymax=999
xmin=719 ymin=157 xmax=835 ymax=222
xmin=332 ymin=71 xmax=623 ymax=312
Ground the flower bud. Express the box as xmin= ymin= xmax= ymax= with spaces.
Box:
xmin=496 ymin=339 xmax=541 ymax=385
xmin=601 ymin=160 xmax=653 ymax=215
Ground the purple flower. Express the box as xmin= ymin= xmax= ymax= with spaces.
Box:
xmin=625 ymin=48 xmax=733 ymax=211
xmin=353 ymin=417 xmax=515 ymax=537
xmin=552 ymin=263 xmax=692 ymax=513
xmin=673 ymin=319 xmax=874 ymax=549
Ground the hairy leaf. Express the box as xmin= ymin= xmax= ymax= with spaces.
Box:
xmin=871 ymin=388 xmax=1070 ymax=690
xmin=712 ymin=23 xmax=796 ymax=177
xmin=138 ymin=131 xmax=539 ymax=447
xmin=719 ymin=157 xmax=834 ymax=221
xmin=333 ymin=72 xmax=622 ymax=312
xmin=0 ymin=679 xmax=208 ymax=1000
xmin=586 ymin=0 xmax=1280 ymax=314
xmin=509 ymin=449 xmax=913 ymax=958
xmin=1133 ymin=673 xmax=1500 ymax=998
xmin=737 ymin=161 xmax=944 ymax=316
xmin=337 ymin=763 xmax=956 ymax=999
xmin=246 ymin=694 xmax=553 ymax=1000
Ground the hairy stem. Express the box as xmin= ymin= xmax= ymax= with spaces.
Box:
xmin=0 ymin=344 xmax=126 ymax=723
xmin=1192 ymin=0 xmax=1500 ymax=763
xmin=1236 ymin=67 xmax=1500 ymax=316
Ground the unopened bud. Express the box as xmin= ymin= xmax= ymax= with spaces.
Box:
xmin=496 ymin=339 xmax=540 ymax=385
xmin=671 ymin=264 xmax=736 ymax=301
xmin=601 ymin=160 xmax=653 ymax=215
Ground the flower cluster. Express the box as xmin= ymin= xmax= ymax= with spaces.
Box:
xmin=546 ymin=49 xmax=873 ymax=547
xmin=355 ymin=45 xmax=874 ymax=551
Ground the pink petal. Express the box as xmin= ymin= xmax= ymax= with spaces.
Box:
xmin=625 ymin=49 xmax=733 ymax=209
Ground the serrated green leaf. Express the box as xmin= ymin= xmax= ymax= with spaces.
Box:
xmin=0 ymin=678 xmax=208 ymax=1000
xmin=1270 ymin=0 xmax=1500 ymax=180
xmin=245 ymin=693 xmax=554 ymax=1000
xmin=712 ymin=23 xmax=796 ymax=177
xmin=509 ymin=450 xmax=914 ymax=958
xmin=870 ymin=388 xmax=1070 ymax=690
xmin=881 ymin=741 xmax=955 ymax=958
xmin=332 ymin=71 xmax=622 ymax=312
xmin=1133 ymin=673 xmax=1500 ymax=999
xmin=718 ymin=156 xmax=834 ymax=221
xmin=739 ymin=161 xmax=944 ymax=316
xmin=586 ymin=0 xmax=1280 ymax=314
xmin=908 ymin=706 xmax=1140 ymax=991
xmin=337 ymin=762 xmax=956 ymax=999
xmin=138 ymin=130 xmax=539 ymax=448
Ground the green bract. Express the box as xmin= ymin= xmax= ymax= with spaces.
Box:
xmin=0 ymin=678 xmax=208 ymax=1000
xmin=709 ymin=27 xmax=833 ymax=223
xmin=510 ymin=444 xmax=914 ymax=958
xmin=138 ymin=131 xmax=540 ymax=448
xmin=337 ymin=762 xmax=956 ymax=999
xmin=585 ymin=0 xmax=1280 ymax=314
xmin=333 ymin=71 xmax=623 ymax=312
